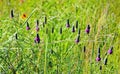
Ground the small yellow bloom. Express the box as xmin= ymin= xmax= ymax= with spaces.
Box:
xmin=21 ymin=13 xmax=27 ymax=19
xmin=20 ymin=0 xmax=24 ymax=3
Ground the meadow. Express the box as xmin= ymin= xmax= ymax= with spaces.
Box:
xmin=0 ymin=0 xmax=120 ymax=74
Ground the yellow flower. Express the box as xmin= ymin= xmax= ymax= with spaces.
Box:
xmin=21 ymin=13 xmax=27 ymax=19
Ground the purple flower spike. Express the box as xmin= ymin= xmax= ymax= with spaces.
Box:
xmin=36 ymin=20 xmax=39 ymax=26
xmin=36 ymin=26 xmax=39 ymax=31
xmin=66 ymin=19 xmax=70 ymax=28
xmin=75 ymin=35 xmax=80 ymax=44
xmin=35 ymin=34 xmax=40 ymax=43
xmin=36 ymin=20 xmax=39 ymax=31
xmin=96 ymin=49 xmax=101 ymax=62
xmin=60 ymin=27 xmax=62 ymax=34
xmin=85 ymin=25 xmax=90 ymax=34
xmin=72 ymin=26 xmax=75 ymax=32
xmin=10 ymin=9 xmax=14 ymax=18
xmin=76 ymin=21 xmax=78 ymax=29
xmin=104 ymin=58 xmax=107 ymax=65
xmin=108 ymin=47 xmax=113 ymax=54
xmin=44 ymin=16 xmax=47 ymax=24
xmin=26 ymin=22 xmax=30 ymax=30
xmin=96 ymin=57 xmax=101 ymax=61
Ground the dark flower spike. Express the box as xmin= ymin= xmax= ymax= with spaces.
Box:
xmin=66 ymin=19 xmax=70 ymax=28
xmin=96 ymin=54 xmax=101 ymax=62
xmin=52 ymin=27 xmax=54 ymax=33
xmin=60 ymin=27 xmax=62 ymax=34
xmin=36 ymin=19 xmax=39 ymax=26
xmin=104 ymin=58 xmax=108 ymax=65
xmin=75 ymin=35 xmax=80 ymax=44
xmin=83 ymin=46 xmax=86 ymax=52
xmin=100 ymin=66 xmax=102 ymax=70
xmin=96 ymin=50 xmax=101 ymax=62
xmin=85 ymin=24 xmax=90 ymax=34
xmin=10 ymin=9 xmax=14 ymax=18
xmin=36 ymin=26 xmax=39 ymax=32
xmin=78 ymin=28 xmax=80 ymax=35
xmin=44 ymin=16 xmax=47 ymax=24
xmin=108 ymin=46 xmax=113 ymax=54
xmin=98 ymin=47 xmax=100 ymax=54
xmin=72 ymin=26 xmax=75 ymax=32
xmin=26 ymin=22 xmax=30 ymax=30
xmin=43 ymin=22 xmax=45 ymax=27
xmin=76 ymin=20 xmax=78 ymax=29
xmin=15 ymin=33 xmax=18 ymax=39
xmin=36 ymin=20 xmax=39 ymax=31
xmin=34 ymin=33 xmax=40 ymax=43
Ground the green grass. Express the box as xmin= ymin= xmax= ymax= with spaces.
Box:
xmin=0 ymin=0 xmax=120 ymax=74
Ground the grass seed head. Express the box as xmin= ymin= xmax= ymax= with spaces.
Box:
xmin=66 ymin=19 xmax=70 ymax=28
xmin=26 ymin=22 xmax=30 ymax=30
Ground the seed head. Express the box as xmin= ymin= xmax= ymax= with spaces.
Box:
xmin=36 ymin=20 xmax=39 ymax=26
xmin=78 ymin=28 xmax=80 ymax=35
xmin=52 ymin=27 xmax=54 ymax=33
xmin=108 ymin=46 xmax=113 ymax=54
xmin=10 ymin=9 xmax=14 ymax=18
xmin=66 ymin=19 xmax=70 ymax=28
xmin=75 ymin=35 xmax=80 ymax=44
xmin=72 ymin=26 xmax=75 ymax=32
xmin=96 ymin=56 xmax=101 ymax=61
xmin=85 ymin=25 xmax=90 ymax=34
xmin=76 ymin=21 xmax=78 ymax=29
xmin=34 ymin=34 xmax=40 ymax=43
xmin=44 ymin=16 xmax=47 ymax=24
xmin=15 ymin=33 xmax=18 ymax=39
xmin=83 ymin=46 xmax=86 ymax=52
xmin=36 ymin=26 xmax=39 ymax=31
xmin=104 ymin=58 xmax=108 ymax=65
xmin=60 ymin=27 xmax=62 ymax=34
xmin=26 ymin=22 xmax=30 ymax=30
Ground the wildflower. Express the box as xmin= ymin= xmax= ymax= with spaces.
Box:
xmin=15 ymin=33 xmax=18 ymax=39
xmin=96 ymin=53 xmax=101 ymax=61
xmin=66 ymin=19 xmax=70 ymax=28
xmin=44 ymin=16 xmax=47 ymax=24
xmin=60 ymin=27 xmax=62 ymax=34
xmin=36 ymin=20 xmax=39 ymax=31
xmin=52 ymin=27 xmax=54 ymax=33
xmin=43 ymin=22 xmax=45 ymax=27
xmin=104 ymin=58 xmax=107 ymax=65
xmin=98 ymin=47 xmax=100 ymax=54
xmin=36 ymin=26 xmax=39 ymax=32
xmin=83 ymin=46 xmax=86 ymax=52
xmin=78 ymin=28 xmax=80 ymax=35
xmin=108 ymin=46 xmax=113 ymax=54
xmin=76 ymin=20 xmax=78 ymax=29
xmin=34 ymin=34 xmax=40 ymax=43
xmin=72 ymin=26 xmax=75 ymax=32
xmin=96 ymin=48 xmax=101 ymax=61
xmin=100 ymin=66 xmax=102 ymax=70
xmin=20 ymin=0 xmax=24 ymax=3
xmin=26 ymin=22 xmax=30 ymax=30
xmin=36 ymin=19 xmax=39 ymax=26
xmin=21 ymin=13 xmax=27 ymax=19
xmin=85 ymin=24 xmax=90 ymax=34
xmin=10 ymin=9 xmax=14 ymax=18
xmin=75 ymin=35 xmax=80 ymax=44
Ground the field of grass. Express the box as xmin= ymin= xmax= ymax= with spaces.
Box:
xmin=0 ymin=0 xmax=120 ymax=74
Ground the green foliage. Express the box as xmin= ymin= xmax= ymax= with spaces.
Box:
xmin=0 ymin=0 xmax=120 ymax=74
